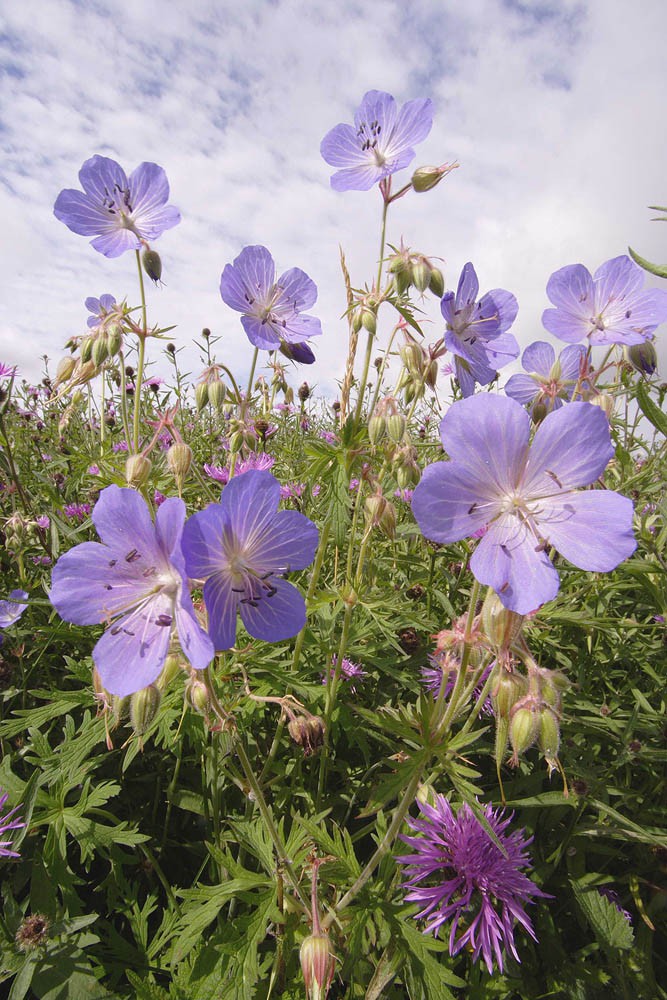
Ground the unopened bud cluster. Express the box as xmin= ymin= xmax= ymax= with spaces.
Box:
xmin=388 ymin=245 xmax=444 ymax=298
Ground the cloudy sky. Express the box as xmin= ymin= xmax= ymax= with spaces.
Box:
xmin=2 ymin=0 xmax=666 ymax=397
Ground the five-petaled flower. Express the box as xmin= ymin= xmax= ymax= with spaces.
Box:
xmin=441 ymin=263 xmax=519 ymax=397
xmin=320 ymin=90 xmax=433 ymax=192
xmin=542 ymin=254 xmax=667 ymax=346
xmin=54 ymin=155 xmax=180 ymax=258
xmin=220 ymin=245 xmax=323 ymax=352
xmin=182 ymin=470 xmax=318 ymax=650
xmin=411 ymin=394 xmax=636 ymax=614
xmin=504 ymin=341 xmax=592 ymax=416
xmin=397 ymin=795 xmax=548 ymax=974
xmin=49 ymin=486 xmax=214 ymax=697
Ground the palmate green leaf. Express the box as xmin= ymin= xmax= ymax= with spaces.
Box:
xmin=570 ymin=879 xmax=634 ymax=950
xmin=172 ymin=876 xmax=272 ymax=964
xmin=0 ymin=689 xmax=93 ymax=739
xmin=296 ymin=814 xmax=362 ymax=880
xmin=125 ymin=971 xmax=171 ymax=1000
xmin=398 ymin=919 xmax=463 ymax=997
xmin=358 ymin=750 xmax=429 ymax=818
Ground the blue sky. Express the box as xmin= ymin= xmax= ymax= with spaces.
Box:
xmin=2 ymin=0 xmax=666 ymax=393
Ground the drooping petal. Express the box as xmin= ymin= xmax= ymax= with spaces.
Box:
xmin=438 ymin=395 xmax=530 ymax=494
xmin=238 ymin=577 xmax=306 ymax=642
xmin=246 ymin=508 xmax=318 ymax=572
xmin=202 ymin=573 xmax=239 ymax=650
xmin=174 ymin=600 xmax=215 ymax=670
xmin=93 ymin=605 xmax=171 ymax=696
xmin=470 ymin=515 xmax=561 ymax=614
xmin=412 ymin=461 xmax=497 ymax=543
xmin=523 ymin=402 xmax=613 ymax=493
xmin=538 ymin=489 xmax=636 ymax=571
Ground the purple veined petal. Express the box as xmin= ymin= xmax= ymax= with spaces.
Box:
xmin=275 ymin=267 xmax=318 ymax=312
xmin=91 ymin=229 xmax=142 ymax=258
xmin=475 ymin=289 xmax=519 ymax=338
xmin=438 ymin=395 xmax=531 ymax=493
xmin=411 ymin=461 xmax=498 ymax=543
xmin=591 ymin=287 xmax=667 ymax=345
xmin=484 ymin=332 xmax=520 ymax=370
xmin=202 ymin=573 xmax=239 ymax=650
xmin=241 ymin=315 xmax=283 ymax=349
xmin=174 ymin=600 xmax=215 ymax=670
xmin=522 ymin=402 xmax=613 ymax=493
xmin=279 ymin=340 xmax=316 ymax=364
xmin=456 ymin=262 xmax=480 ymax=306
xmin=53 ymin=189 xmax=114 ymax=237
xmin=329 ymin=163 xmax=386 ymax=192
xmin=390 ymin=97 xmax=434 ymax=152
xmin=0 ymin=590 xmax=29 ymax=628
xmin=522 ymin=341 xmax=555 ymax=376
xmin=154 ymin=497 xmax=186 ymax=561
xmin=182 ymin=503 xmax=230 ymax=579
xmin=594 ymin=255 xmax=644 ymax=306
xmin=320 ymin=123 xmax=368 ymax=168
xmin=128 ymin=162 xmax=170 ymax=214
xmin=247 ymin=508 xmax=319 ymax=572
xmin=78 ymin=155 xmax=129 ymax=203
xmin=454 ymin=358 xmax=477 ymax=397
xmin=92 ymin=485 xmax=160 ymax=556
xmin=539 ymin=489 xmax=636 ymax=571
xmin=355 ymin=89 xmax=399 ymax=137
xmin=542 ymin=307 xmax=590 ymax=344
xmin=220 ymin=245 xmax=276 ymax=312
xmin=238 ymin=576 xmax=306 ymax=642
xmin=470 ymin=514 xmax=561 ymax=614
xmin=93 ymin=603 xmax=172 ymax=697
xmin=99 ymin=293 xmax=117 ymax=313
xmin=546 ymin=263 xmax=594 ymax=314
xmin=221 ymin=470 xmax=281 ymax=547
xmin=278 ymin=313 xmax=323 ymax=344
xmin=440 ymin=291 xmax=456 ymax=325
xmin=49 ymin=540 xmax=144 ymax=625
xmin=504 ymin=372 xmax=541 ymax=406
xmin=85 ymin=296 xmax=101 ymax=313
xmin=559 ymin=343 xmax=589 ymax=384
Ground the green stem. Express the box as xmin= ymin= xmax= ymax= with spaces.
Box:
xmin=290 ymin=520 xmax=331 ymax=673
xmin=244 ymin=348 xmax=259 ymax=413
xmin=132 ymin=250 xmax=149 ymax=453
xmin=368 ymin=321 xmax=401 ymax=416
xmin=321 ymin=766 xmax=423 ymax=930
xmin=433 ymin=579 xmax=481 ymax=738
xmin=117 ymin=352 xmax=132 ymax=448
xmin=353 ymin=197 xmax=390 ymax=425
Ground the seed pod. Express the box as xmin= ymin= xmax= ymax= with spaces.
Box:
xmin=186 ymin=677 xmax=211 ymax=715
xmin=157 ymin=654 xmax=182 ymax=691
xmin=411 ymin=259 xmax=432 ymax=293
xmin=589 ymin=393 xmax=614 ymax=420
xmin=300 ymin=932 xmax=335 ymax=1000
xmin=92 ymin=336 xmax=108 ymax=367
xmin=424 ymin=359 xmax=439 ymax=388
xmin=167 ymin=442 xmax=192 ymax=491
xmin=105 ymin=323 xmax=123 ymax=357
xmin=142 ymin=248 xmax=163 ymax=283
xmin=428 ymin=267 xmax=445 ymax=298
xmin=80 ymin=336 xmax=94 ymax=364
xmin=492 ymin=668 xmax=528 ymax=718
xmin=481 ymin=589 xmax=525 ymax=652
xmin=54 ymin=355 xmax=77 ymax=387
xmin=361 ymin=307 xmax=377 ymax=334
xmin=411 ymin=165 xmax=446 ymax=193
xmin=509 ymin=702 xmax=540 ymax=757
xmin=538 ymin=707 xmax=561 ymax=758
xmin=400 ymin=343 xmax=424 ymax=375
xmin=386 ymin=412 xmax=407 ymax=443
xmin=368 ymin=413 xmax=387 ymax=447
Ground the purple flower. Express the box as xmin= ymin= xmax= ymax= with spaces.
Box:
xmin=204 ymin=463 xmax=230 ymax=485
xmin=598 ymin=887 xmax=632 ymax=924
xmin=85 ymin=294 xmax=118 ymax=328
xmin=154 ymin=490 xmax=167 ymax=508
xmin=36 ymin=515 xmax=50 ymax=530
xmin=112 ymin=440 xmax=129 ymax=453
xmin=63 ymin=503 xmax=91 ymax=522
xmin=87 ymin=465 xmax=100 ymax=476
xmin=504 ymin=341 xmax=592 ymax=416
xmin=441 ymin=263 xmax=519 ymax=397
xmin=322 ymin=655 xmax=366 ymax=692
xmin=279 ymin=341 xmax=316 ymax=365
xmin=220 ymin=245 xmax=322 ymax=351
xmin=0 ymin=590 xmax=29 ymax=628
xmin=411 ymin=395 xmax=636 ymax=614
xmin=54 ymin=155 xmax=180 ymax=258
xmin=49 ymin=485 xmax=214 ymax=696
xmin=542 ymin=255 xmax=667 ymax=346
xmin=421 ymin=652 xmax=493 ymax=714
xmin=0 ymin=788 xmax=25 ymax=858
xmin=320 ymin=90 xmax=433 ymax=192
xmin=182 ymin=471 xmax=318 ymax=650
xmin=397 ymin=796 xmax=548 ymax=973
xmin=0 ymin=363 xmax=17 ymax=378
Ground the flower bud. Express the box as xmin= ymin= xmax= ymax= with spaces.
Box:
xmin=625 ymin=341 xmax=657 ymax=376
xmin=411 ymin=259 xmax=432 ymax=293
xmin=538 ymin=706 xmax=561 ymax=758
xmin=428 ymin=267 xmax=445 ymax=298
xmin=589 ymin=393 xmax=614 ymax=420
xmin=386 ymin=412 xmax=407 ymax=443
xmin=481 ymin=590 xmax=525 ymax=652
xmin=509 ymin=700 xmax=541 ymax=757
xmin=228 ymin=429 xmax=245 ymax=452
xmin=300 ymin=932 xmax=335 ymax=1000
xmin=80 ymin=336 xmax=94 ymax=363
xmin=186 ymin=677 xmax=211 ymax=715
xmin=208 ymin=379 xmax=226 ymax=409
xmin=195 ymin=382 xmax=209 ymax=412
xmin=532 ymin=402 xmax=548 ymax=424
xmin=411 ymin=165 xmax=447 ymax=193
xmin=167 ymin=442 xmax=192 ymax=491
xmin=492 ymin=668 xmax=528 ymax=718
xmin=157 ymin=654 xmax=182 ymax=691
xmin=54 ymin=356 xmax=76 ymax=387
xmin=298 ymin=381 xmax=311 ymax=402
xmin=125 ymin=453 xmax=152 ymax=488
xmin=129 ymin=683 xmax=162 ymax=736
xmin=424 ymin=359 xmax=439 ymax=388
xmin=365 ymin=493 xmax=387 ymax=524
xmin=105 ymin=323 xmax=123 ymax=357
xmin=92 ymin=336 xmax=108 ymax=367
xmin=361 ymin=307 xmax=377 ymax=335
xmin=142 ymin=248 xmax=163 ymax=284
xmin=400 ymin=342 xmax=424 ymax=375
xmin=368 ymin=413 xmax=387 ymax=446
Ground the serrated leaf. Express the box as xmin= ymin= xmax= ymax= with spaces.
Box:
xmin=636 ymin=381 xmax=667 ymax=436
xmin=126 ymin=970 xmax=171 ymax=999
xmin=570 ymin=879 xmax=634 ymax=950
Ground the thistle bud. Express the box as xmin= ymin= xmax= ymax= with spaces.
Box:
xmin=208 ymin=378 xmax=226 ymax=409
xmin=367 ymin=413 xmax=387 ymax=446
xmin=167 ymin=442 xmax=192 ymax=491
xmin=625 ymin=341 xmax=657 ymax=376
xmin=300 ymin=932 xmax=335 ymax=1000
xmin=129 ymin=683 xmax=162 ymax=736
xmin=428 ymin=267 xmax=445 ymax=298
xmin=125 ymin=453 xmax=152 ymax=488
xmin=195 ymin=382 xmax=209 ymax=412
xmin=411 ymin=165 xmax=447 ymax=193
xmin=298 ymin=381 xmax=311 ymax=403
xmin=142 ymin=248 xmax=163 ymax=284
xmin=92 ymin=336 xmax=108 ymax=367
xmin=15 ymin=914 xmax=50 ymax=953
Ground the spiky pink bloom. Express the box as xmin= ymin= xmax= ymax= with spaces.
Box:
xmin=0 ymin=788 xmax=25 ymax=858
xmin=397 ymin=795 xmax=548 ymax=973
